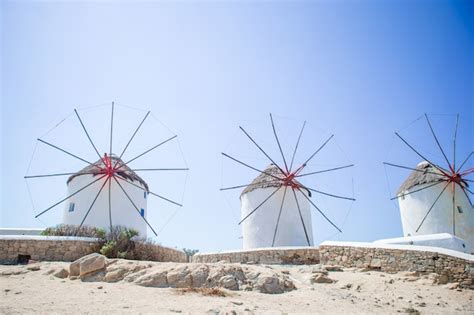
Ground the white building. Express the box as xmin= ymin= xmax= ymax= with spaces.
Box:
xmin=63 ymin=155 xmax=148 ymax=237
xmin=240 ymin=165 xmax=314 ymax=249
xmin=397 ymin=161 xmax=474 ymax=253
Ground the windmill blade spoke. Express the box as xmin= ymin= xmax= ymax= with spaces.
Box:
xmin=238 ymin=186 xmax=282 ymax=225
xmin=34 ymin=175 xmax=106 ymax=218
xmin=383 ymin=162 xmax=446 ymax=177
xmin=129 ymin=168 xmax=189 ymax=172
xmin=416 ymin=182 xmax=450 ymax=232
xmin=291 ymin=187 xmax=311 ymax=246
xmin=116 ymin=110 xmax=150 ymax=166
xmin=452 ymin=181 xmax=456 ymax=235
xmin=108 ymin=177 xmax=113 ymax=232
xmin=305 ymin=187 xmax=355 ymax=201
xmin=272 ymin=186 xmax=288 ymax=247
xmin=394 ymin=132 xmax=450 ymax=177
xmin=24 ymin=171 xmax=97 ymax=179
xmin=220 ymin=180 xmax=279 ymax=191
xmin=74 ymin=109 xmax=103 ymax=161
xmin=239 ymin=126 xmax=286 ymax=175
xmin=391 ymin=180 xmax=445 ymax=200
xmin=114 ymin=175 xmax=183 ymax=207
xmin=464 ymin=179 xmax=474 ymax=183
xmin=296 ymin=164 xmax=354 ymax=178
xmin=77 ymin=177 xmax=109 ymax=231
xmin=118 ymin=135 xmax=177 ymax=169
xmin=296 ymin=187 xmax=342 ymax=233
xmin=296 ymin=134 xmax=334 ymax=174
xmin=113 ymin=176 xmax=158 ymax=236
xmin=461 ymin=168 xmax=474 ymax=176
xmin=425 ymin=114 xmax=453 ymax=171
xmin=464 ymin=186 xmax=474 ymax=195
xmin=289 ymin=121 xmax=306 ymax=173
xmin=221 ymin=152 xmax=283 ymax=181
xmin=37 ymin=139 xmax=101 ymax=170
xmin=270 ymin=113 xmax=289 ymax=173
xmin=460 ymin=185 xmax=473 ymax=207
xmin=109 ymin=102 xmax=114 ymax=157
xmin=453 ymin=114 xmax=459 ymax=171
xmin=457 ymin=151 xmax=473 ymax=173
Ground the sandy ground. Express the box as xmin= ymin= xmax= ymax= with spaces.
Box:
xmin=0 ymin=261 xmax=473 ymax=314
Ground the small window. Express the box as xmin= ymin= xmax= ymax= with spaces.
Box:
xmin=68 ymin=203 xmax=75 ymax=212
xmin=140 ymin=208 xmax=145 ymax=217
xmin=457 ymin=206 xmax=463 ymax=214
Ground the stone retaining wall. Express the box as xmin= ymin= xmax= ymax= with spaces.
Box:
xmin=319 ymin=242 xmax=474 ymax=289
xmin=146 ymin=244 xmax=187 ymax=263
xmin=193 ymin=247 xmax=320 ymax=264
xmin=0 ymin=236 xmax=187 ymax=264
xmin=0 ymin=236 xmax=99 ymax=264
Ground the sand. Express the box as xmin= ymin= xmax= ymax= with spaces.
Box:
xmin=0 ymin=261 xmax=472 ymax=314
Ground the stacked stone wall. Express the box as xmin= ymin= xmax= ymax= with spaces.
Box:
xmin=0 ymin=237 xmax=99 ymax=264
xmin=0 ymin=236 xmax=187 ymax=264
xmin=319 ymin=244 xmax=474 ymax=289
xmin=193 ymin=247 xmax=320 ymax=264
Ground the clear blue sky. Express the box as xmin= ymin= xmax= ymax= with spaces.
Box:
xmin=1 ymin=1 xmax=472 ymax=252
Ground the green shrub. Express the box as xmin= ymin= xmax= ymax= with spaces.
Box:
xmin=41 ymin=224 xmax=106 ymax=239
xmin=183 ymin=248 xmax=199 ymax=257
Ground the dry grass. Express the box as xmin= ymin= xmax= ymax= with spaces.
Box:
xmin=175 ymin=287 xmax=229 ymax=297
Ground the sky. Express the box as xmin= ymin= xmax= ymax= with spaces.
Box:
xmin=1 ymin=0 xmax=473 ymax=253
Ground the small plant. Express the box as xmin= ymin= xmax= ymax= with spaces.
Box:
xmin=98 ymin=226 xmax=138 ymax=258
xmin=183 ymin=248 xmax=199 ymax=257
xmin=99 ymin=240 xmax=117 ymax=257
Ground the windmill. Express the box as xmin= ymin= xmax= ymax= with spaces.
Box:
xmin=24 ymin=102 xmax=189 ymax=237
xmin=384 ymin=114 xmax=473 ymax=251
xmin=220 ymin=114 xmax=355 ymax=249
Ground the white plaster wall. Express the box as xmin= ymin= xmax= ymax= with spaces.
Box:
xmin=241 ymin=187 xmax=314 ymax=249
xmin=398 ymin=182 xmax=473 ymax=253
xmin=62 ymin=175 xmax=148 ymax=237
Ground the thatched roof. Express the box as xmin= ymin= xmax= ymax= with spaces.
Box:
xmin=67 ymin=155 xmax=149 ymax=191
xmin=397 ymin=161 xmax=445 ymax=195
xmin=240 ymin=164 xmax=310 ymax=197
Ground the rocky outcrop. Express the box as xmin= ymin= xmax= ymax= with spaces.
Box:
xmin=66 ymin=256 xmax=296 ymax=294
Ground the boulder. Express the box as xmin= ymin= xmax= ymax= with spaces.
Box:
xmin=53 ymin=268 xmax=69 ymax=279
xmin=311 ymin=274 xmax=335 ymax=284
xmin=255 ymin=274 xmax=285 ymax=294
xmin=69 ymin=253 xmax=106 ymax=278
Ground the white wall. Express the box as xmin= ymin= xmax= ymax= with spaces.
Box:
xmin=241 ymin=187 xmax=314 ymax=249
xmin=398 ymin=182 xmax=473 ymax=253
xmin=62 ymin=175 xmax=148 ymax=237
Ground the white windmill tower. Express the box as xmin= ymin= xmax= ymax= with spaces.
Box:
xmin=395 ymin=161 xmax=474 ymax=253
xmin=221 ymin=114 xmax=355 ymax=249
xmin=63 ymin=155 xmax=150 ymax=237
xmin=25 ymin=103 xmax=189 ymax=237
xmin=239 ymin=164 xmax=314 ymax=249
xmin=384 ymin=114 xmax=473 ymax=253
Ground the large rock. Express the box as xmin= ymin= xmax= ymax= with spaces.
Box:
xmin=167 ymin=266 xmax=192 ymax=288
xmin=254 ymin=273 xmax=295 ymax=294
xmin=69 ymin=253 xmax=106 ymax=278
xmin=135 ymin=271 xmax=168 ymax=287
